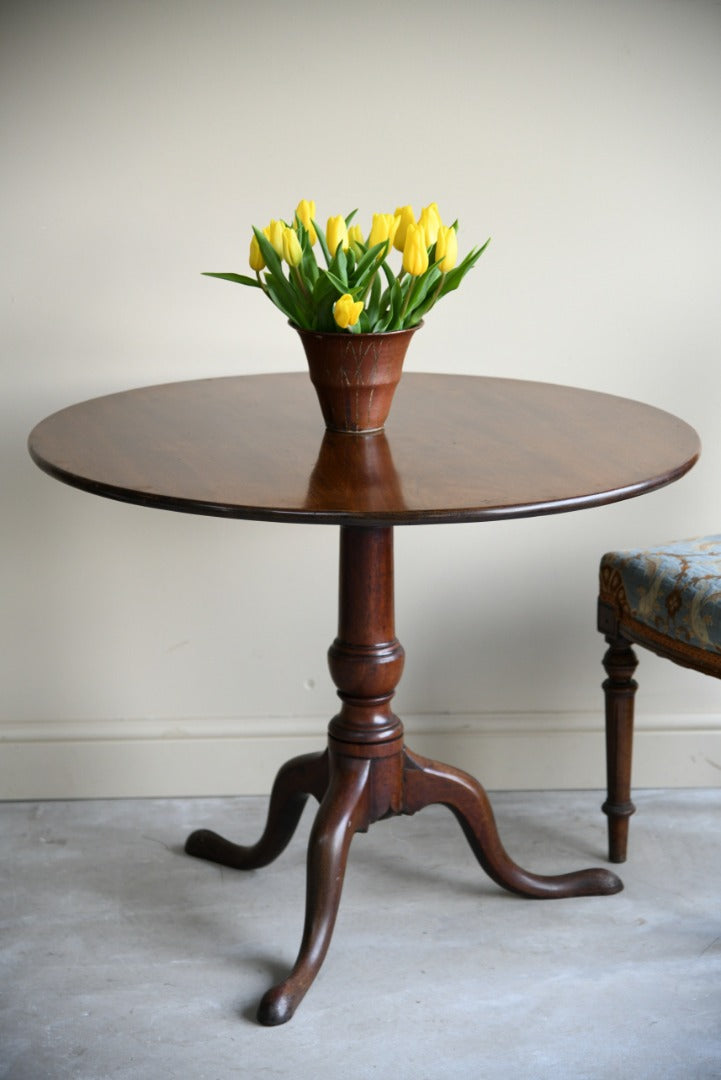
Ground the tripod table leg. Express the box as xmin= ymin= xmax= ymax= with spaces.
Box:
xmin=402 ymin=748 xmax=623 ymax=898
xmin=185 ymin=750 xmax=329 ymax=871
xmin=257 ymin=752 xmax=372 ymax=1026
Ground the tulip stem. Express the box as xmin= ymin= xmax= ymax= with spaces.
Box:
xmin=428 ymin=272 xmax=446 ymax=311
xmin=292 ymin=265 xmax=310 ymax=298
xmin=398 ymin=279 xmax=414 ymax=325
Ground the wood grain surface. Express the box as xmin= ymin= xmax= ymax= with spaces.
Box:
xmin=28 ymin=373 xmax=700 ymax=525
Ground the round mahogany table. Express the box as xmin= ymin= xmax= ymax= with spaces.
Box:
xmin=28 ymin=372 xmax=700 ymax=1025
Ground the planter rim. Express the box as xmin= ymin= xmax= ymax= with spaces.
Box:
xmin=290 ymin=320 xmax=423 ymax=339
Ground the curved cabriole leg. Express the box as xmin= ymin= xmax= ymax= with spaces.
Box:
xmin=403 ymin=748 xmax=623 ymax=898
xmin=601 ymin=634 xmax=639 ymax=863
xmin=185 ymin=750 xmax=329 ymax=870
xmin=257 ymin=753 xmax=371 ymax=1026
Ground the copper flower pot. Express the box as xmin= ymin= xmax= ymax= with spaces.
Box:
xmin=294 ymin=323 xmax=421 ymax=434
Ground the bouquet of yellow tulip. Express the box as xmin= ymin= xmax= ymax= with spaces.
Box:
xmin=204 ymin=200 xmax=490 ymax=334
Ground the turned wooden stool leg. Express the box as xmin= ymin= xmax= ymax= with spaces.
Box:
xmin=601 ymin=634 xmax=638 ymax=863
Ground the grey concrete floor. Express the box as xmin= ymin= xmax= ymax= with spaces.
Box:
xmin=1 ymin=789 xmax=720 ymax=1080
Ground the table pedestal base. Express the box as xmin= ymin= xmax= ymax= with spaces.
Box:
xmin=185 ymin=525 xmax=622 ymax=1024
xmin=186 ymin=735 xmax=622 ymax=1025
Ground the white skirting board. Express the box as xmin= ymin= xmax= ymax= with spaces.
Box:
xmin=1 ymin=713 xmax=720 ymax=800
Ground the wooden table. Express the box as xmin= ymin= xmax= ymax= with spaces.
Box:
xmin=28 ymin=372 xmax=700 ymax=1025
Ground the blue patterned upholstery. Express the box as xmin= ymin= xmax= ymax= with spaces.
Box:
xmin=600 ymin=535 xmax=721 ymax=654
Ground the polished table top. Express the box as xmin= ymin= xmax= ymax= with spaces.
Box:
xmin=29 ymin=372 xmax=700 ymax=526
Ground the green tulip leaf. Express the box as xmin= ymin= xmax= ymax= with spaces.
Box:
xmin=329 ymin=245 xmax=348 ymax=286
xmin=408 ymin=270 xmax=445 ymax=321
xmin=313 ymin=219 xmax=332 ymax=267
xmin=379 ymin=259 xmax=397 ymax=294
xmin=202 ymin=272 xmax=262 ymax=288
xmin=408 ymin=263 xmax=442 ymax=308
xmin=366 ymin=272 xmax=382 ymax=325
xmin=352 ymin=242 xmax=388 ymax=287
xmin=323 ymin=269 xmax=352 ymax=296
xmin=301 ymin=244 xmax=319 ymax=287
xmin=438 ymin=239 xmax=490 ymax=297
xmin=264 ymin=280 xmax=300 ymax=325
xmin=312 ymin=273 xmax=337 ymax=307
xmin=382 ymin=279 xmax=405 ymax=331
xmin=265 ymin=268 xmax=303 ymax=319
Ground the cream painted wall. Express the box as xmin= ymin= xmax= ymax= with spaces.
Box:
xmin=2 ymin=0 xmax=721 ymax=798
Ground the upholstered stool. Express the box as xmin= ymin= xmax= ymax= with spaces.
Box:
xmin=597 ymin=535 xmax=721 ymax=862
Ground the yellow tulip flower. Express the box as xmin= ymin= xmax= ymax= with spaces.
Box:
xmin=264 ymin=219 xmax=284 ymax=256
xmin=282 ymin=225 xmax=303 ymax=267
xmin=418 ymin=202 xmax=442 ymax=246
xmin=295 ymin=199 xmax=317 ymax=244
xmin=435 ymin=225 xmax=458 ymax=272
xmin=249 ymin=234 xmax=265 ymax=272
xmin=347 ymin=223 xmax=364 ymax=248
xmin=393 ymin=205 xmax=415 ymax=251
xmin=333 ymin=293 xmax=364 ymax=329
xmin=326 ymin=215 xmax=349 ymax=255
xmin=368 ymin=213 xmax=399 ymax=250
xmin=402 ymin=223 xmax=429 ymax=276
